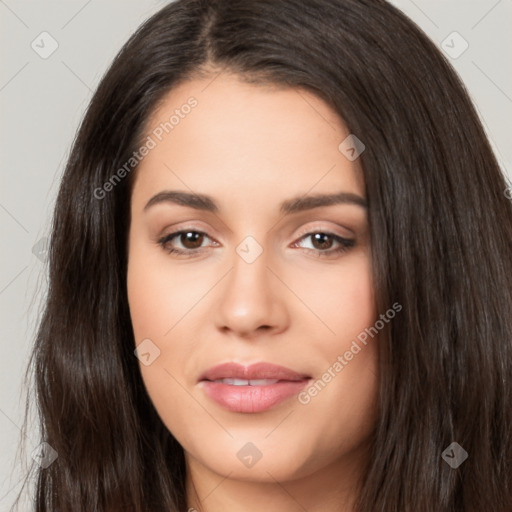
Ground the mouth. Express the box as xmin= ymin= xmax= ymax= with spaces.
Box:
xmin=205 ymin=378 xmax=284 ymax=385
xmin=198 ymin=362 xmax=311 ymax=413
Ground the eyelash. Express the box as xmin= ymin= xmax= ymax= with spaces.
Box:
xmin=157 ymin=229 xmax=355 ymax=258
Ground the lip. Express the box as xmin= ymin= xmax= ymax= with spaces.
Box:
xmin=198 ymin=362 xmax=310 ymax=382
xmin=198 ymin=362 xmax=311 ymax=413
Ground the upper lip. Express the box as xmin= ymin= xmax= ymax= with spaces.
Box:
xmin=198 ymin=362 xmax=311 ymax=382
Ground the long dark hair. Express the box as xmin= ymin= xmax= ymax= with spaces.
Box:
xmin=13 ymin=0 xmax=512 ymax=510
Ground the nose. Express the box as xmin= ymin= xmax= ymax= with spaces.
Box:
xmin=213 ymin=242 xmax=290 ymax=338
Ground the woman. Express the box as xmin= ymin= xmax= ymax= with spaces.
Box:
xmin=15 ymin=0 xmax=512 ymax=510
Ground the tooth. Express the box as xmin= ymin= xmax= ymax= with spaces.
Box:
xmin=227 ymin=378 xmax=250 ymax=386
xmin=210 ymin=378 xmax=281 ymax=386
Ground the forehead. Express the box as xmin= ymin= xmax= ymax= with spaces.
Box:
xmin=131 ymin=73 xmax=365 ymax=212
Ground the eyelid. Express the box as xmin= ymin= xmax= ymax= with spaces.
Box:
xmin=158 ymin=227 xmax=218 ymax=246
xmin=158 ymin=221 xmax=353 ymax=245
xmin=158 ymin=222 xmax=217 ymax=240
xmin=293 ymin=221 xmax=355 ymax=240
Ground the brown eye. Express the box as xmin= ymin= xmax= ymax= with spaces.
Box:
xmin=293 ymin=231 xmax=355 ymax=257
xmin=310 ymin=233 xmax=335 ymax=250
xmin=158 ymin=229 xmax=215 ymax=256
xmin=178 ymin=231 xmax=205 ymax=249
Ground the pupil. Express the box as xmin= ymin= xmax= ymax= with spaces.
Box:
xmin=313 ymin=233 xmax=332 ymax=249
xmin=182 ymin=232 xmax=203 ymax=249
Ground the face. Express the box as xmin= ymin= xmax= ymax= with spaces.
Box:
xmin=127 ymin=72 xmax=378 ymax=488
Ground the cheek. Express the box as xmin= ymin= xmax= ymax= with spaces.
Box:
xmin=293 ymin=252 xmax=376 ymax=343
xmin=126 ymin=245 xmax=194 ymax=421
xmin=127 ymin=239 xmax=157 ymax=339
xmin=126 ymin=236 xmax=207 ymax=399
xmin=293 ymin=254 xmax=379 ymax=435
xmin=126 ymin=240 xmax=200 ymax=340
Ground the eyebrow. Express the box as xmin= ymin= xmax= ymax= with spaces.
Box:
xmin=143 ymin=190 xmax=368 ymax=214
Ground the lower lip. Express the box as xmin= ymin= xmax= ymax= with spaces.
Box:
xmin=200 ymin=380 xmax=310 ymax=413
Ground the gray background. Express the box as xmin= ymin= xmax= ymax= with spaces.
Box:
xmin=1 ymin=0 xmax=511 ymax=509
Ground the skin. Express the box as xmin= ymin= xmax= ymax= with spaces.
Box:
xmin=127 ymin=71 xmax=379 ymax=512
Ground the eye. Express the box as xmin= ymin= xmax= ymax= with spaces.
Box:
xmin=158 ymin=229 xmax=217 ymax=256
xmin=292 ymin=231 xmax=355 ymax=257
xmin=158 ymin=229 xmax=355 ymax=258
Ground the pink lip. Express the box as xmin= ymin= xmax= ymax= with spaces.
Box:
xmin=198 ymin=362 xmax=310 ymax=382
xmin=198 ymin=362 xmax=311 ymax=413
